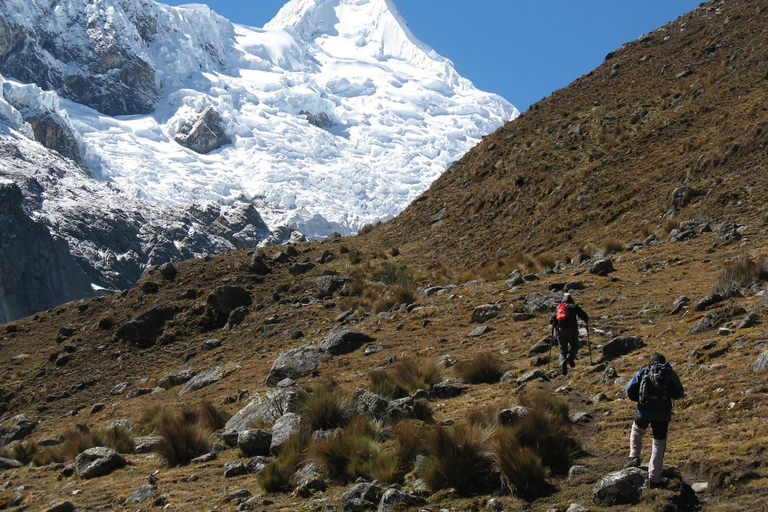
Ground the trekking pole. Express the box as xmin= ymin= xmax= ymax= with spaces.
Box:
xmin=587 ymin=322 xmax=593 ymax=364
xmin=548 ymin=325 xmax=554 ymax=370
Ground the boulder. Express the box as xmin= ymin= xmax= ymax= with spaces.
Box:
xmin=249 ymin=250 xmax=271 ymax=275
xmin=178 ymin=365 xmax=235 ymax=396
xmin=472 ymin=304 xmax=499 ymax=323
xmin=341 ymin=482 xmax=382 ymax=511
xmin=174 ymin=106 xmax=231 ymax=154
xmin=223 ymin=460 xmax=247 ymax=478
xmin=0 ymin=456 xmax=22 ymax=469
xmin=377 ymin=488 xmax=425 ymax=512
xmin=265 ymin=345 xmax=328 ymax=386
xmin=431 ymin=378 xmax=465 ymax=398
xmin=116 ymin=305 xmax=178 ymax=347
xmin=246 ymin=455 xmax=271 ymax=474
xmin=516 ymin=370 xmax=548 ymax=384
xmin=318 ymin=330 xmax=374 ymax=355
xmin=289 ymin=262 xmax=315 ymax=275
xmin=237 ymin=429 xmax=272 ymax=457
xmin=694 ymin=294 xmax=724 ymax=311
xmin=589 ymin=259 xmax=614 ymax=276
xmin=46 ymin=501 xmax=76 ymax=512
xmin=751 ymin=351 xmax=768 ymax=372
xmin=601 ymin=336 xmax=645 ymax=358
xmin=206 ymin=286 xmax=252 ymax=315
xmin=498 ymin=406 xmax=530 ymax=425
xmin=225 ymin=388 xmax=302 ymax=431
xmin=125 ymin=484 xmax=157 ymax=505
xmin=593 ymin=467 xmax=646 ymax=505
xmin=316 ymin=275 xmax=348 ymax=298
xmin=351 ymin=388 xmax=398 ymax=422
xmin=270 ymin=413 xmax=305 ymax=454
xmin=227 ymin=306 xmax=249 ymax=328
xmin=524 ymin=291 xmax=560 ymax=313
xmin=530 ymin=336 xmax=556 ymax=354
xmin=0 ymin=414 xmax=38 ymax=446
xmin=468 ymin=325 xmax=491 ymax=337
xmin=75 ymin=447 xmax=126 ymax=479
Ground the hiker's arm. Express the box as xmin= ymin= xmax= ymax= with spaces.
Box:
xmin=626 ymin=370 xmax=642 ymax=401
xmin=577 ymin=306 xmax=589 ymax=323
xmin=671 ymin=372 xmax=685 ymax=399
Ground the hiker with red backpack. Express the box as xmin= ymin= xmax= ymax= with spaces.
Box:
xmin=624 ymin=352 xmax=685 ymax=488
xmin=549 ymin=292 xmax=589 ymax=376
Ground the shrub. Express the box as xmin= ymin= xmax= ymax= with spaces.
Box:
xmin=155 ymin=418 xmax=211 ymax=467
xmin=371 ymin=262 xmax=416 ymax=289
xmin=32 ymin=446 xmax=65 ymax=466
xmin=512 ymin=408 xmax=579 ymax=475
xmin=0 ymin=440 xmax=36 ymax=465
xmin=309 ymin=417 xmax=380 ymax=482
xmin=466 ymin=405 xmax=501 ymax=428
xmin=369 ymin=358 xmax=443 ymax=399
xmin=257 ymin=430 xmax=309 ymax=492
xmin=455 ymin=353 xmax=506 ymax=384
xmin=602 ymin=238 xmax=624 ymax=254
xmin=411 ymin=399 xmax=435 ymax=424
xmin=299 ymin=383 xmax=353 ymax=431
xmin=421 ymin=425 xmax=495 ymax=495
xmin=640 ymin=223 xmax=655 ymax=238
xmin=493 ymin=427 xmax=548 ymax=500
xmin=180 ymin=402 xmax=229 ymax=432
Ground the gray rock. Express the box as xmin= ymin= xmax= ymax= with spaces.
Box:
xmin=110 ymin=382 xmax=131 ymax=396
xmin=599 ymin=366 xmax=618 ymax=383
xmin=265 ymin=345 xmax=328 ymax=386
xmin=116 ymin=305 xmax=179 ymax=347
xmin=316 ymin=275 xmax=349 ymax=298
xmin=294 ymin=462 xmax=328 ymax=497
xmin=568 ymin=465 xmax=591 ymax=479
xmin=46 ymin=501 xmax=76 ymax=512
xmin=238 ymin=429 xmax=272 ymax=457
xmin=506 ymin=270 xmax=524 ymax=287
xmin=126 ymin=387 xmax=159 ymax=399
xmin=174 ymin=107 xmax=231 ymax=154
xmin=498 ymin=406 xmax=530 ymax=425
xmin=341 ymin=482 xmax=382 ymax=511
xmin=223 ymin=460 xmax=247 ymax=478
xmin=565 ymin=505 xmax=590 ymax=512
xmin=593 ymin=467 xmax=646 ymax=505
xmin=289 ymin=262 xmax=315 ymax=275
xmin=589 ymin=259 xmax=614 ymax=276
xmin=530 ymin=336 xmax=556 ymax=354
xmin=206 ymin=286 xmax=252 ymax=315
xmin=486 ymin=498 xmax=503 ymax=511
xmin=0 ymin=456 xmax=22 ymax=469
xmin=431 ymin=378 xmax=465 ymax=399
xmin=0 ymin=414 xmax=38 ymax=446
xmin=516 ymin=370 xmax=547 ymax=385
xmin=125 ymin=484 xmax=157 ymax=505
xmin=670 ymin=296 xmax=690 ymax=315
xmin=227 ymin=306 xmax=249 ymax=328
xmin=202 ymin=338 xmax=222 ymax=350
xmin=178 ymin=365 xmax=233 ymax=396
xmin=687 ymin=316 xmax=714 ymax=335
xmin=225 ymin=387 xmax=301 ymax=431
xmin=190 ymin=452 xmax=217 ymax=463
xmin=468 ymin=325 xmax=491 ymax=337
xmin=246 ymin=455 xmax=272 ymax=474
xmin=694 ymin=294 xmax=725 ymax=311
xmin=377 ymin=488 xmax=425 ymax=512
xmin=601 ymin=336 xmax=645 ymax=358
xmin=109 ymin=419 xmax=134 ymax=431
xmin=738 ymin=311 xmax=760 ymax=330
xmin=751 ymin=351 xmax=768 ymax=372
xmin=472 ymin=304 xmax=499 ymax=323
xmin=75 ymin=447 xmax=126 ymax=479
xmin=364 ymin=345 xmax=384 ymax=356
xmin=134 ymin=436 xmax=162 ymax=454
xmin=319 ymin=330 xmax=374 ymax=356
xmin=592 ymin=393 xmax=610 ymax=404
xmin=524 ymin=291 xmax=560 ymax=313
xmin=351 ymin=388 xmax=398 ymax=422
xmin=270 ymin=413 xmax=306 ymax=454
xmin=249 ymin=249 xmax=270 ymax=275
xmin=157 ymin=369 xmax=198 ymax=389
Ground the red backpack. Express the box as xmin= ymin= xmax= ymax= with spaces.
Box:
xmin=556 ymin=302 xmax=569 ymax=322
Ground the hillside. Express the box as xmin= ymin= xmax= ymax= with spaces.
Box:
xmin=1 ymin=0 xmax=767 ymax=511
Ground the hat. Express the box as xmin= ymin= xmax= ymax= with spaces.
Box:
xmin=563 ymin=292 xmax=571 ymax=302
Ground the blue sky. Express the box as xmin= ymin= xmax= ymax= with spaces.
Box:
xmin=163 ymin=0 xmax=703 ymax=112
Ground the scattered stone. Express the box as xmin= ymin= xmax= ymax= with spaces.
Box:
xmin=289 ymin=262 xmax=315 ymax=275
xmin=47 ymin=501 xmax=76 ymax=512
xmin=593 ymin=467 xmax=646 ymax=505
xmin=498 ymin=406 xmax=530 ymax=425
xmin=738 ymin=311 xmax=760 ymax=330
xmin=249 ymin=250 xmax=271 ymax=275
xmin=90 ymin=402 xmax=105 ymax=414
xmin=59 ymin=323 xmax=77 ymax=337
xmin=468 ymin=325 xmax=491 ymax=337
xmin=316 ymin=275 xmax=349 ymax=298
xmin=364 ymin=345 xmax=384 ymax=356
xmin=0 ymin=414 xmax=38 ymax=445
xmin=516 ymin=370 xmax=548 ymax=385
xmin=115 ymin=305 xmax=179 ymax=347
xmin=134 ymin=437 xmax=162 ymax=454
xmin=529 ymin=336 xmax=556 ymax=354
xmin=202 ymin=338 xmax=222 ymax=350
xmin=592 ymin=393 xmax=610 ymax=404
xmin=179 ymin=365 xmax=235 ymax=396
xmin=227 ymin=306 xmax=249 ymax=328
xmin=472 ymin=304 xmax=499 ymax=323
xmin=246 ymin=456 xmax=272 ymax=474
xmin=319 ymin=330 xmax=374 ymax=355
xmin=341 ymin=482 xmax=382 ymax=511
xmin=599 ymin=366 xmax=618 ymax=383
xmin=506 ymin=270 xmax=524 ymax=287
xmin=601 ymin=336 xmax=645 ymax=358
xmin=266 ymin=345 xmax=328 ymax=386
xmin=569 ymin=412 xmax=593 ymax=424
xmin=126 ymin=387 xmax=158 ymax=399
xmin=351 ymin=388 xmax=398 ymax=422
xmin=191 ymin=452 xmax=217 ymax=463
xmin=431 ymin=378 xmax=465 ymax=399
xmin=687 ymin=316 xmax=714 ymax=335
xmin=524 ymin=291 xmax=560 ymax=313
xmin=751 ymin=351 xmax=768 ymax=372
xmin=225 ymin=388 xmax=302 ymax=431
xmin=670 ymin=296 xmax=690 ymax=315
xmin=569 ymin=465 xmax=591 ymax=479
xmin=695 ymin=294 xmax=725 ymax=312
xmin=158 ymin=369 xmax=198 ymax=389
xmin=377 ymin=488 xmax=425 ymax=511
xmin=270 ymin=413 xmax=306 ymax=454
xmin=691 ymin=482 xmax=709 ymax=493
xmin=589 ymin=259 xmax=614 ymax=276
xmin=0 ymin=456 xmax=22 ymax=469
xmin=486 ymin=498 xmax=503 ymax=511
xmin=223 ymin=460 xmax=247 ymax=478
xmin=125 ymin=484 xmax=157 ymax=505
xmin=75 ymin=447 xmax=126 ymax=479
xmin=238 ymin=429 xmax=272 ymax=457
xmin=207 ymin=286 xmax=252 ymax=315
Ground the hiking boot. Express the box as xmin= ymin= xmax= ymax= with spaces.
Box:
xmin=623 ymin=457 xmax=641 ymax=468
xmin=648 ymin=478 xmax=668 ymax=489
xmin=560 ymin=365 xmax=568 ymax=376
xmin=568 ymin=358 xmax=575 ymax=368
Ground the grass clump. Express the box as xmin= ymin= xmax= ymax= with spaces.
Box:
xmin=308 ymin=417 xmax=380 ymax=482
xmin=493 ymin=428 xmax=548 ymax=500
xmin=0 ymin=440 xmax=37 ymax=465
xmin=299 ymin=382 xmax=353 ymax=431
xmin=713 ymin=255 xmax=768 ymax=297
xmin=603 ymin=238 xmax=625 ymax=254
xmin=371 ymin=262 xmax=416 ymax=289
xmin=257 ymin=430 xmax=310 ymax=492
xmin=420 ymin=425 xmax=495 ymax=495
xmin=457 ymin=253 xmax=537 ymax=284
xmin=369 ymin=358 xmax=443 ymax=399
xmin=373 ymin=286 xmax=418 ymax=313
xmin=455 ymin=353 xmax=506 ymax=384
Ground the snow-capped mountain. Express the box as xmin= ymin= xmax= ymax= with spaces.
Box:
xmin=0 ymin=0 xmax=517 ymax=320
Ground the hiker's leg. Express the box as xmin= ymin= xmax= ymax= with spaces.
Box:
xmin=630 ymin=417 xmax=649 ymax=459
xmin=568 ymin=337 xmax=581 ymax=366
xmin=648 ymin=421 xmax=669 ymax=483
xmin=557 ymin=330 xmax=569 ymax=373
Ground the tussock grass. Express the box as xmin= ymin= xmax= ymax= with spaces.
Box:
xmin=299 ymin=382 xmax=352 ymax=431
xmin=369 ymin=358 xmax=443 ymax=399
xmin=493 ymin=427 xmax=548 ymax=500
xmin=0 ymin=440 xmax=36 ymax=465
xmin=155 ymin=418 xmax=211 ymax=467
xmin=257 ymin=430 xmax=309 ymax=492
xmin=371 ymin=262 xmax=416 ymax=288
xmin=466 ymin=405 xmax=501 ymax=428
xmin=373 ymin=286 xmax=418 ymax=313
xmin=602 ymin=238 xmax=625 ymax=254
xmin=713 ymin=255 xmax=768 ymax=297
xmin=180 ymin=401 xmax=229 ymax=432
xmin=513 ymin=408 xmax=579 ymax=475
xmin=420 ymin=425 xmax=495 ymax=495
xmin=455 ymin=353 xmax=506 ymax=384
xmin=308 ymin=416 xmax=380 ymax=482
xmin=457 ymin=253 xmax=537 ymax=284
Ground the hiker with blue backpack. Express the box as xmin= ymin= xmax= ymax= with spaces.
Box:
xmin=549 ymin=292 xmax=590 ymax=376
xmin=624 ymin=352 xmax=685 ymax=488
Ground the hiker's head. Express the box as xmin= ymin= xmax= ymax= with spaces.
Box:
xmin=650 ymin=352 xmax=666 ymax=365
xmin=563 ymin=293 xmax=574 ymax=304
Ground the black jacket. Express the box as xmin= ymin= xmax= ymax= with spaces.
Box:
xmin=550 ymin=302 xmax=589 ymax=330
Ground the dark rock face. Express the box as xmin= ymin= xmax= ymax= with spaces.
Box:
xmin=265 ymin=345 xmax=328 ymax=386
xmin=0 ymin=6 xmax=160 ymax=116
xmin=174 ymin=107 xmax=231 ymax=154
xmin=318 ymin=330 xmax=374 ymax=356
xmin=116 ymin=305 xmax=179 ymax=347
xmin=207 ymin=286 xmax=252 ymax=315
xmin=0 ymin=414 xmax=38 ymax=446
xmin=24 ymin=113 xmax=81 ymax=162
xmin=0 ymin=181 xmax=94 ymax=324
xmin=601 ymin=336 xmax=646 ymax=358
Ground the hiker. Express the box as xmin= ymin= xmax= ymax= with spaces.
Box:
xmin=549 ymin=292 xmax=589 ymax=375
xmin=624 ymin=352 xmax=685 ymax=488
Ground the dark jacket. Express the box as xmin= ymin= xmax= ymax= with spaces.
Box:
xmin=550 ymin=302 xmax=589 ymax=331
xmin=626 ymin=362 xmax=685 ymax=422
